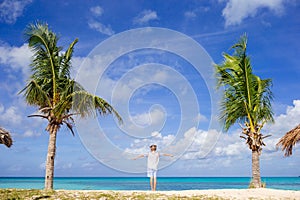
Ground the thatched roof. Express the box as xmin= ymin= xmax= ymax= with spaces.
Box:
xmin=0 ymin=127 xmax=13 ymax=148
xmin=277 ymin=124 xmax=300 ymax=156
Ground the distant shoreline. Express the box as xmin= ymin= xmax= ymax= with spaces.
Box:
xmin=1 ymin=177 xmax=299 ymax=191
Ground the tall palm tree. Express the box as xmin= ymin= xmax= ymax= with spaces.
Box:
xmin=20 ymin=22 xmax=122 ymax=190
xmin=215 ymin=34 xmax=274 ymax=188
xmin=277 ymin=124 xmax=300 ymax=156
xmin=0 ymin=127 xmax=13 ymax=148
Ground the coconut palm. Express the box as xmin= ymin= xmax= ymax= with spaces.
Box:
xmin=215 ymin=34 xmax=274 ymax=188
xmin=277 ymin=124 xmax=300 ymax=156
xmin=0 ymin=127 xmax=13 ymax=148
xmin=20 ymin=22 xmax=122 ymax=190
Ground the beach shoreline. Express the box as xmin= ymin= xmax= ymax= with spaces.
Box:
xmin=1 ymin=177 xmax=299 ymax=191
xmin=1 ymin=188 xmax=299 ymax=199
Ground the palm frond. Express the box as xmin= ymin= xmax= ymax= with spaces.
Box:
xmin=215 ymin=34 xmax=273 ymax=131
xmin=71 ymin=90 xmax=123 ymax=123
xmin=63 ymin=120 xmax=75 ymax=136
xmin=24 ymin=22 xmax=60 ymax=105
xmin=60 ymin=38 xmax=78 ymax=79
xmin=19 ymin=80 xmax=52 ymax=108
xmin=28 ymin=114 xmax=48 ymax=119
xmin=53 ymin=83 xmax=122 ymax=124
xmin=52 ymin=80 xmax=83 ymax=117
xmin=21 ymin=21 xmax=123 ymax=138
xmin=231 ymin=33 xmax=247 ymax=58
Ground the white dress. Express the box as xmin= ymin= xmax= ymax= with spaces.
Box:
xmin=147 ymin=151 xmax=159 ymax=170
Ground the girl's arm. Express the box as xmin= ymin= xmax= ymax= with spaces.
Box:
xmin=132 ymin=154 xmax=145 ymax=160
xmin=162 ymin=153 xmax=174 ymax=157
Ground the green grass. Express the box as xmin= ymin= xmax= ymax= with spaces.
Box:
xmin=0 ymin=189 xmax=229 ymax=200
xmin=248 ymin=181 xmax=266 ymax=189
xmin=0 ymin=189 xmax=55 ymax=200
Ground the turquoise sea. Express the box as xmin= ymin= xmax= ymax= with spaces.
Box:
xmin=0 ymin=177 xmax=299 ymax=191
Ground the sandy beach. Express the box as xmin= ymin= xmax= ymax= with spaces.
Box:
xmin=1 ymin=188 xmax=300 ymax=199
xmin=56 ymin=188 xmax=300 ymax=199
xmin=156 ymin=188 xmax=300 ymax=199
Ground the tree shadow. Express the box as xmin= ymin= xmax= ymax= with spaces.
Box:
xmin=33 ymin=195 xmax=51 ymax=200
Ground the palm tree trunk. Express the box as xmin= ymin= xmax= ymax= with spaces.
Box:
xmin=44 ymin=125 xmax=58 ymax=190
xmin=251 ymin=150 xmax=261 ymax=188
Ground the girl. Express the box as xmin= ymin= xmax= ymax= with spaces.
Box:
xmin=133 ymin=144 xmax=173 ymax=191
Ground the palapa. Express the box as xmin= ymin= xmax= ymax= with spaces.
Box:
xmin=0 ymin=127 xmax=13 ymax=148
xmin=277 ymin=124 xmax=300 ymax=156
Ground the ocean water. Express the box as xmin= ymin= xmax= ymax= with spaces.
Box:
xmin=0 ymin=177 xmax=299 ymax=191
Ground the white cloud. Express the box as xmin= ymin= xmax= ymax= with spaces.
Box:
xmin=209 ymin=100 xmax=300 ymax=159
xmin=93 ymin=65 xmax=174 ymax=103
xmin=132 ymin=112 xmax=152 ymax=127
xmin=74 ymin=52 xmax=204 ymax=142
xmin=73 ymin=54 xmax=122 ymax=100
xmin=88 ymin=5 xmax=114 ymax=36
xmin=88 ymin=19 xmax=115 ymax=36
xmin=8 ymin=164 xmax=23 ymax=172
xmin=72 ymin=41 xmax=300 ymax=174
xmin=124 ymin=127 xmax=222 ymax=160
xmin=81 ymin=162 xmax=99 ymax=170
xmin=131 ymin=108 xmax=165 ymax=127
xmin=184 ymin=7 xmax=210 ymax=19
xmin=39 ymin=161 xmax=45 ymax=170
xmin=180 ymin=128 xmax=223 ymax=159
xmin=266 ymin=100 xmax=300 ymax=135
xmin=23 ymin=130 xmax=41 ymax=138
xmin=209 ymin=100 xmax=300 ymax=160
xmin=263 ymin=100 xmax=300 ymax=152
xmin=184 ymin=11 xmax=197 ymax=19
xmin=90 ymin=6 xmax=103 ymax=16
xmin=214 ymin=140 xmax=246 ymax=157
xmin=195 ymin=113 xmax=208 ymax=122
xmin=0 ymin=0 xmax=32 ymax=24
xmin=221 ymin=0 xmax=286 ymax=26
xmin=40 ymin=160 xmax=73 ymax=170
xmin=124 ymin=131 xmax=176 ymax=155
xmin=0 ymin=43 xmax=32 ymax=76
xmin=0 ymin=104 xmax=4 ymax=113
xmin=58 ymin=162 xmax=73 ymax=170
xmin=133 ymin=10 xmax=158 ymax=25
xmin=0 ymin=106 xmax=22 ymax=125
xmin=124 ymin=99 xmax=300 ymax=164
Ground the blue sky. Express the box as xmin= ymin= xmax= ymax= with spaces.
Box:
xmin=0 ymin=0 xmax=299 ymax=177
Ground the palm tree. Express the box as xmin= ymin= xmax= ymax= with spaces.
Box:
xmin=277 ymin=124 xmax=300 ymax=156
xmin=215 ymin=34 xmax=274 ymax=188
xmin=0 ymin=127 xmax=13 ymax=148
xmin=20 ymin=22 xmax=122 ymax=190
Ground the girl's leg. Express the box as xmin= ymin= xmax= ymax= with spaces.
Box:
xmin=150 ymin=176 xmax=153 ymax=191
xmin=153 ymin=176 xmax=157 ymax=191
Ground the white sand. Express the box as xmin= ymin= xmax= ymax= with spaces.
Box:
xmin=62 ymin=188 xmax=300 ymax=199
xmin=160 ymin=188 xmax=300 ymax=199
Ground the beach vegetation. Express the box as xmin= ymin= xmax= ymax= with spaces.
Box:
xmin=249 ymin=180 xmax=266 ymax=189
xmin=0 ymin=189 xmax=227 ymax=200
xmin=20 ymin=22 xmax=122 ymax=190
xmin=215 ymin=34 xmax=274 ymax=188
